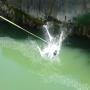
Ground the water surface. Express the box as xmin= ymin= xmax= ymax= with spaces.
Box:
xmin=0 ymin=21 xmax=90 ymax=90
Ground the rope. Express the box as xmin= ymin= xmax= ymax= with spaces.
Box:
xmin=0 ymin=16 xmax=48 ymax=43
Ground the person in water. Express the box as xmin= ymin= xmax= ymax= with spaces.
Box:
xmin=37 ymin=39 xmax=59 ymax=59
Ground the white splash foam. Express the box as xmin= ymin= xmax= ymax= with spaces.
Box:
xmin=37 ymin=24 xmax=65 ymax=61
xmin=43 ymin=24 xmax=53 ymax=42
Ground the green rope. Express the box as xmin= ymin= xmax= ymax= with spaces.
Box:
xmin=0 ymin=16 xmax=48 ymax=43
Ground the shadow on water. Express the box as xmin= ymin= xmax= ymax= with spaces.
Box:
xmin=62 ymin=35 xmax=90 ymax=65
xmin=0 ymin=20 xmax=28 ymax=39
xmin=0 ymin=19 xmax=44 ymax=40
xmin=1 ymin=19 xmax=90 ymax=50
xmin=64 ymin=35 xmax=90 ymax=54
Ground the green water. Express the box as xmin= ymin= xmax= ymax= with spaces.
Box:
xmin=0 ymin=21 xmax=90 ymax=90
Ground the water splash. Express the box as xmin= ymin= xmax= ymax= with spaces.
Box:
xmin=37 ymin=24 xmax=65 ymax=60
xmin=43 ymin=24 xmax=53 ymax=42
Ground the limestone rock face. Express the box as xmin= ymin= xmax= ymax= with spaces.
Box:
xmin=7 ymin=0 xmax=90 ymax=20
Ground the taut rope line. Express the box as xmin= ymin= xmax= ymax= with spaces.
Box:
xmin=0 ymin=16 xmax=48 ymax=43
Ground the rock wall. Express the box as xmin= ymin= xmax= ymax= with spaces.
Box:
xmin=7 ymin=0 xmax=90 ymax=21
